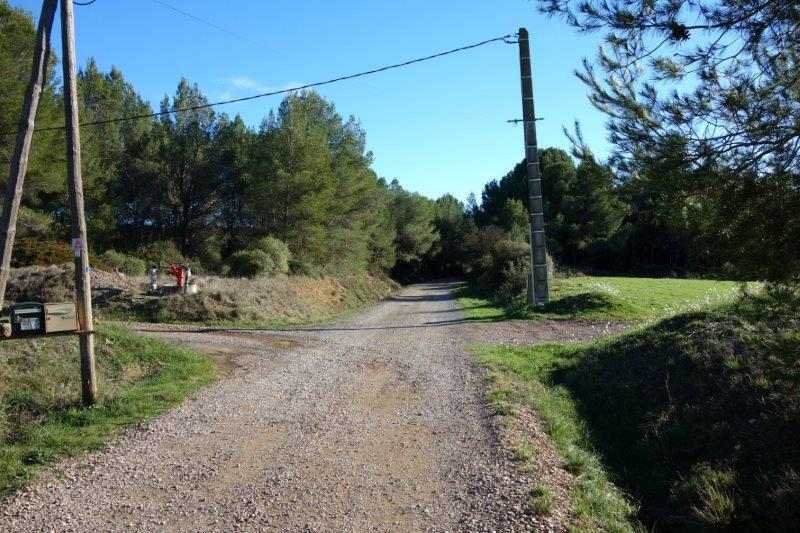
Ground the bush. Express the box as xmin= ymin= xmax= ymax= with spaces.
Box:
xmin=252 ymin=236 xmax=291 ymax=275
xmin=17 ymin=208 xmax=54 ymax=240
xmin=195 ymin=236 xmax=224 ymax=273
xmin=471 ymin=236 xmax=531 ymax=299
xmin=136 ymin=241 xmax=188 ymax=269
xmin=466 ymin=226 xmax=558 ymax=304
xmin=226 ymin=250 xmax=275 ymax=278
xmin=11 ymin=239 xmax=72 ymax=268
xmin=495 ymin=259 xmax=530 ymax=306
xmin=289 ymin=259 xmax=316 ymax=276
xmin=494 ymin=239 xmax=531 ymax=262
xmin=100 ymin=250 xmax=147 ymax=276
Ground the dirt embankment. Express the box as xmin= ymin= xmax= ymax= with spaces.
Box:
xmin=5 ymin=264 xmax=398 ymax=325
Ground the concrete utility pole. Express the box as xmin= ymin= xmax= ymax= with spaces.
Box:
xmin=61 ymin=0 xmax=98 ymax=405
xmin=517 ymin=28 xmax=549 ymax=306
xmin=0 ymin=0 xmax=58 ymax=309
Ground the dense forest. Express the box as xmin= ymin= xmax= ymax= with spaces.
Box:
xmin=1 ymin=1 xmax=447 ymax=283
xmin=1 ymin=0 xmax=797 ymax=305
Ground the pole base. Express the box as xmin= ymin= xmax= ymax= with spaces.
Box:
xmin=527 ymin=273 xmax=535 ymax=305
xmin=527 ymin=272 xmax=548 ymax=307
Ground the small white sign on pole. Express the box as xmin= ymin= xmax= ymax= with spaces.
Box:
xmin=71 ymin=237 xmax=82 ymax=258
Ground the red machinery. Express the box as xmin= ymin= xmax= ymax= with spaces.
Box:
xmin=169 ymin=264 xmax=188 ymax=289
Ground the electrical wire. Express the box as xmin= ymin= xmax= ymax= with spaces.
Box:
xmin=3 ymin=33 xmax=514 ymax=136
xmin=148 ymin=0 xmax=269 ymax=49
xmin=74 ymin=0 xmax=98 ymax=6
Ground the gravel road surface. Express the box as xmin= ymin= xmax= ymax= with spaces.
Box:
xmin=0 ymin=281 xmax=622 ymax=532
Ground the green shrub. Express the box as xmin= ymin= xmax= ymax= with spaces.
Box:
xmin=227 ymin=250 xmax=274 ymax=278
xmin=195 ymin=236 xmax=224 ymax=273
xmin=494 ymin=239 xmax=530 ymax=262
xmin=495 ymin=259 xmax=530 ymax=306
xmin=100 ymin=250 xmax=147 ymax=276
xmin=466 ymin=226 xmax=558 ymax=304
xmin=17 ymin=208 xmax=54 ymax=240
xmin=252 ymin=236 xmax=291 ymax=275
xmin=289 ymin=258 xmax=317 ymax=276
xmin=136 ymin=241 xmax=188 ymax=268
xmin=224 ymin=236 xmax=291 ymax=278
xmin=470 ymin=234 xmax=529 ymax=301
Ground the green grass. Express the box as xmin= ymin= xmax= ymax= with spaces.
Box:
xmin=0 ymin=325 xmax=216 ymax=498
xmin=457 ymin=275 xmax=743 ymax=322
xmin=475 ymin=285 xmax=800 ymax=531
xmin=528 ymin=484 xmax=555 ymax=516
xmin=476 ymin=342 xmax=639 ymax=532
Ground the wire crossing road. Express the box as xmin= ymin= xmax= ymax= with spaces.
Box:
xmin=0 ymin=282 xmax=611 ymax=532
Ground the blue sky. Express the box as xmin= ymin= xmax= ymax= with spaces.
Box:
xmin=13 ymin=0 xmax=610 ymax=202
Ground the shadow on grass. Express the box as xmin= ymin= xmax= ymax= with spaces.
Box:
xmin=539 ymin=292 xmax=619 ymax=317
xmin=455 ymin=283 xmax=623 ymax=321
xmin=546 ymin=298 xmax=800 ymax=531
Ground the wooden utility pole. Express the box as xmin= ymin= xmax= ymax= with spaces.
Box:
xmin=61 ymin=0 xmax=98 ymax=405
xmin=517 ymin=28 xmax=549 ymax=306
xmin=0 ymin=0 xmax=58 ymax=309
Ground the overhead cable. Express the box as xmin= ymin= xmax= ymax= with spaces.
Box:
xmin=3 ymin=33 xmax=514 ymax=135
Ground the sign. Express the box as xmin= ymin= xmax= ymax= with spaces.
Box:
xmin=19 ymin=316 xmax=41 ymax=332
xmin=71 ymin=237 xmax=82 ymax=258
xmin=45 ymin=303 xmax=78 ymax=333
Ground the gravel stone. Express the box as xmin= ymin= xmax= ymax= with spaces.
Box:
xmin=0 ymin=281 xmax=624 ymax=532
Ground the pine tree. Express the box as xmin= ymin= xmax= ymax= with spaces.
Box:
xmin=539 ymin=0 xmax=800 ymax=175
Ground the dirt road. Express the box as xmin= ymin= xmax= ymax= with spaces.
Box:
xmin=0 ymin=282 xmax=620 ymax=532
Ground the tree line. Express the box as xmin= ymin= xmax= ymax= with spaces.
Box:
xmin=460 ymin=0 xmax=800 ymax=293
xmin=1 ymin=1 xmax=449 ymax=280
xmin=2 ymin=0 xmax=797 ymax=297
xmin=533 ymin=0 xmax=799 ymax=284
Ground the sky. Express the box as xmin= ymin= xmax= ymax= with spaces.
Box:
xmin=11 ymin=0 xmax=610 ymax=202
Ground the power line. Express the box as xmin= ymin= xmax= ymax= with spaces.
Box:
xmin=148 ymin=0 xmax=269 ymax=49
xmin=4 ymin=33 xmax=514 ymax=136
xmin=74 ymin=0 xmax=98 ymax=5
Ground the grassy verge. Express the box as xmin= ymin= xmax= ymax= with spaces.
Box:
xmin=0 ymin=325 xmax=216 ymax=498
xmin=477 ymin=343 xmax=639 ymax=532
xmin=473 ymin=285 xmax=800 ymax=531
xmin=457 ymin=276 xmax=743 ymax=322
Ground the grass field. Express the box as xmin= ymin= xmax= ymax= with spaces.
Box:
xmin=457 ymin=275 xmax=743 ymax=322
xmin=0 ymin=325 xmax=216 ymax=498
xmin=473 ymin=285 xmax=800 ymax=531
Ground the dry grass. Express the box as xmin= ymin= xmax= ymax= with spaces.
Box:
xmin=6 ymin=265 xmax=140 ymax=304
xmin=121 ymin=274 xmax=397 ymax=325
xmin=5 ymin=264 xmax=398 ymax=327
